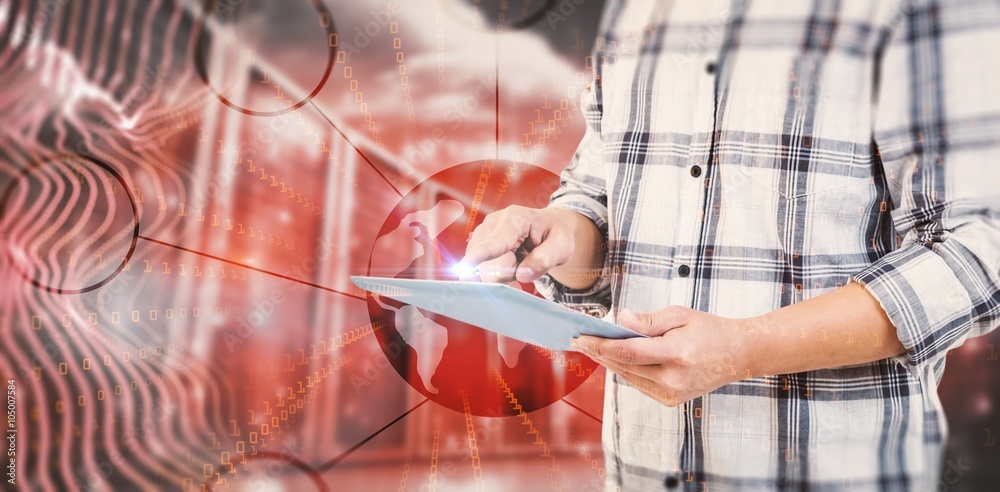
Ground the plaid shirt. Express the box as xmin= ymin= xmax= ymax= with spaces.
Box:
xmin=535 ymin=0 xmax=1000 ymax=490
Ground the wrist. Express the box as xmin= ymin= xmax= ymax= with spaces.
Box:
xmin=733 ymin=315 xmax=769 ymax=380
xmin=546 ymin=206 xmax=605 ymax=289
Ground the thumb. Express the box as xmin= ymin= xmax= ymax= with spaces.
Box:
xmin=514 ymin=234 xmax=572 ymax=283
xmin=618 ymin=306 xmax=690 ymax=337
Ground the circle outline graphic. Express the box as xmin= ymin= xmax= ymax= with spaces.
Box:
xmin=192 ymin=0 xmax=338 ymax=117
xmin=444 ymin=0 xmax=557 ymax=33
xmin=0 ymin=154 xmax=140 ymax=295
xmin=204 ymin=450 xmax=329 ymax=492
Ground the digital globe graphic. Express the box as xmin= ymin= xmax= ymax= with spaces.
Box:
xmin=366 ymin=160 xmax=599 ymax=416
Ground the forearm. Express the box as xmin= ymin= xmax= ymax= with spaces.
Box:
xmin=546 ymin=207 xmax=605 ymax=290
xmin=741 ymin=282 xmax=906 ymax=377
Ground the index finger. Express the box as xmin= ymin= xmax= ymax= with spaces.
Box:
xmin=461 ymin=215 xmax=530 ymax=266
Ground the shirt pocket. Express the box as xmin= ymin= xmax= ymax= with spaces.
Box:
xmin=733 ymin=142 xmax=876 ymax=218
xmin=722 ymin=140 xmax=886 ymax=275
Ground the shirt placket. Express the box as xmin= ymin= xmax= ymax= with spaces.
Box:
xmin=669 ymin=52 xmax=720 ymax=309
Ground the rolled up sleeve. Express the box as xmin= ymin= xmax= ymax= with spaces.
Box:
xmin=535 ymin=43 xmax=613 ymax=315
xmin=851 ymin=0 xmax=1000 ymax=370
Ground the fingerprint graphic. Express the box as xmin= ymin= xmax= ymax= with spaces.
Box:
xmin=1 ymin=154 xmax=138 ymax=294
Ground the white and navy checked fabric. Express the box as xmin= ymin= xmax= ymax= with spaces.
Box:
xmin=535 ymin=0 xmax=1000 ymax=490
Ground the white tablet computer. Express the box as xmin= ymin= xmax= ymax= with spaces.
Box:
xmin=350 ymin=276 xmax=647 ymax=352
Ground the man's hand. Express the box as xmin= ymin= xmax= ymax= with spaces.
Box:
xmin=572 ymin=283 xmax=907 ymax=407
xmin=460 ymin=205 xmax=604 ymax=289
xmin=572 ymin=307 xmax=751 ymax=407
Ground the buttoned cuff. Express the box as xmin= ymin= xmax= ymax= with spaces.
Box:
xmin=534 ymin=196 xmax=612 ymax=315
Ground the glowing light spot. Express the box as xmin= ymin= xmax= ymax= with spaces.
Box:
xmin=451 ymin=262 xmax=477 ymax=279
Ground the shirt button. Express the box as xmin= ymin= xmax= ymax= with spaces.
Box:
xmin=678 ymin=265 xmax=691 ymax=277
xmin=665 ymin=475 xmax=680 ymax=488
xmin=689 ymin=165 xmax=702 ymax=178
xmin=705 ymin=61 xmax=716 ymax=74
